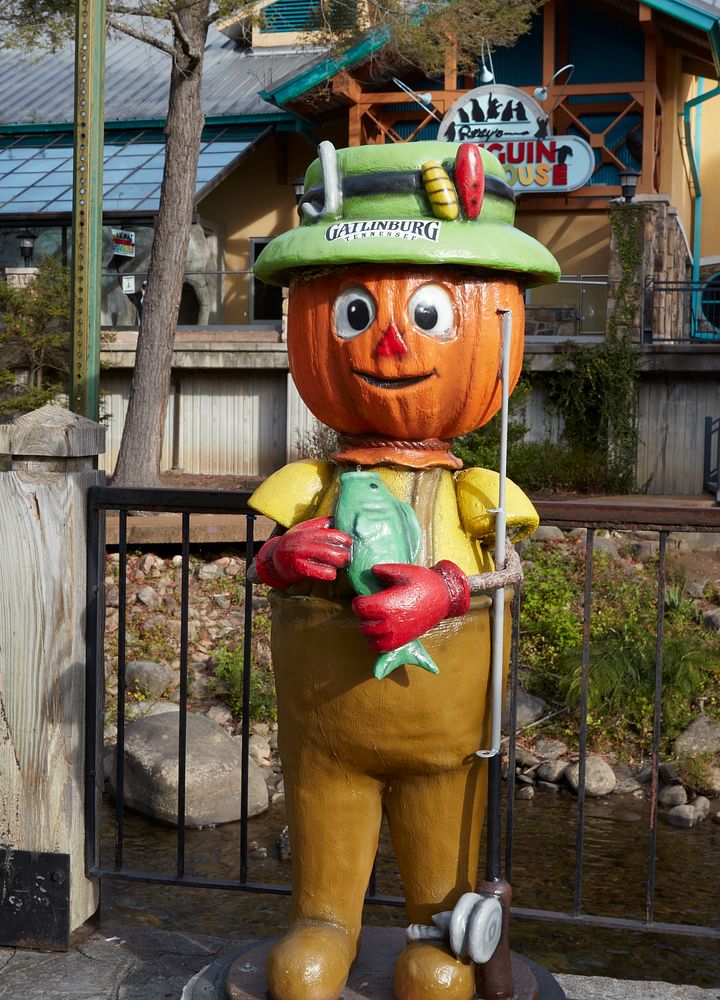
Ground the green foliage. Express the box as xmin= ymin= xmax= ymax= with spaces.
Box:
xmin=309 ymin=0 xmax=546 ymax=76
xmin=126 ymin=618 xmax=177 ymax=665
xmin=453 ymin=378 xmax=530 ymax=470
xmin=451 ymin=378 xmax=633 ymax=494
xmin=544 ymin=334 xmax=638 ymax=493
xmin=520 ymin=539 xmax=720 ymax=755
xmin=0 ymin=0 xmax=75 ymax=50
xmin=0 ymin=258 xmax=70 ymax=416
xmin=608 ymin=205 xmax=645 ymax=340
xmin=676 ymin=752 xmax=718 ymax=797
xmin=534 ymin=205 xmax=646 ymax=493
xmin=473 ymin=204 xmax=644 ymax=495
xmin=2 ymin=0 xmax=545 ymax=78
xmin=213 ymin=631 xmax=278 ymax=723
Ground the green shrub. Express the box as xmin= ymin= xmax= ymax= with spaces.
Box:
xmin=676 ymin=752 xmax=719 ymax=797
xmin=519 ymin=539 xmax=720 ymax=754
xmin=452 ymin=376 xmax=636 ymax=495
xmin=0 ymin=257 xmax=70 ymax=416
xmin=214 ymin=635 xmax=277 ymax=723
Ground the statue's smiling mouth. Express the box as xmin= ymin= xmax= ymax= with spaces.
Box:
xmin=351 ymin=368 xmax=437 ymax=390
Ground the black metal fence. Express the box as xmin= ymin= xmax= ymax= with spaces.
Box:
xmin=643 ymin=279 xmax=720 ymax=343
xmin=85 ymin=487 xmax=720 ymax=943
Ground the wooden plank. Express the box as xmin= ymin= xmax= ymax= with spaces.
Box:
xmin=103 ymin=511 xmax=274 ymax=546
xmin=534 ymin=498 xmax=720 ymax=530
xmin=0 ymin=407 xmax=103 ymax=934
xmin=444 ymin=38 xmax=457 ymax=91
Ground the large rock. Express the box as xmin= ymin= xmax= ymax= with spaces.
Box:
xmin=703 ymin=608 xmax=720 ymax=632
xmin=564 ymin=756 xmax=617 ymax=797
xmin=658 ymin=784 xmax=687 ymax=808
xmin=531 ymin=526 xmax=564 ymax=542
xmin=594 ymin=536 xmax=620 ymax=559
xmin=535 ymin=738 xmax=567 ymax=761
xmin=126 ymin=660 xmax=174 ymax=699
xmin=663 ymin=804 xmax=696 ymax=828
xmin=110 ymin=713 xmax=268 ymax=827
xmin=536 ymin=759 xmax=567 ymax=784
xmin=674 ymin=716 xmax=720 ymax=757
xmin=503 ymin=689 xmax=546 ymax=731
xmin=692 ymin=796 xmax=711 ymax=822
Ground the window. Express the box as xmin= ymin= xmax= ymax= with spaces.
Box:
xmin=250 ymin=239 xmax=283 ymax=323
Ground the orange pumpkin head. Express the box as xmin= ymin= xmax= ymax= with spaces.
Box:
xmin=287 ymin=265 xmax=525 ymax=442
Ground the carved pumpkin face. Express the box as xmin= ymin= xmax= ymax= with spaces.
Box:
xmin=287 ymin=265 xmax=525 ymax=440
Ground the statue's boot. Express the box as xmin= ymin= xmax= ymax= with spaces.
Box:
xmin=265 ymin=922 xmax=357 ymax=1000
xmin=394 ymin=941 xmax=475 ymax=1000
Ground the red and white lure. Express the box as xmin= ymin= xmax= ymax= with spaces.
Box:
xmin=455 ymin=143 xmax=485 ymax=221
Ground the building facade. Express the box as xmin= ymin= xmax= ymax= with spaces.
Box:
xmin=0 ymin=0 xmax=719 ymax=492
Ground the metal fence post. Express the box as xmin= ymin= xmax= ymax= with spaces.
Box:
xmin=71 ymin=0 xmax=106 ymax=421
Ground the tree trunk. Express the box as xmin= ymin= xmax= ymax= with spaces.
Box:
xmin=112 ymin=3 xmax=210 ymax=487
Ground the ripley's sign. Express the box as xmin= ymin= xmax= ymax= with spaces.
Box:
xmin=438 ymin=84 xmax=595 ymax=194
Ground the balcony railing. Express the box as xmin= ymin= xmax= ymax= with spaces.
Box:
xmin=642 ymin=280 xmax=720 ymax=343
xmin=525 ymin=276 xmax=608 ymax=339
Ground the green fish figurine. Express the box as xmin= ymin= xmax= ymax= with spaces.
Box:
xmin=335 ymin=470 xmax=440 ymax=680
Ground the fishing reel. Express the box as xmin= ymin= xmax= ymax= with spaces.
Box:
xmin=405 ymin=891 xmax=503 ymax=964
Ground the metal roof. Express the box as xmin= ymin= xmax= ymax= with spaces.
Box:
xmin=0 ymin=125 xmax=268 ymax=214
xmin=0 ymin=23 xmax=324 ymax=126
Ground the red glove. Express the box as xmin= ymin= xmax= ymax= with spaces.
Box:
xmin=352 ymin=560 xmax=470 ymax=652
xmin=255 ymin=516 xmax=351 ymax=589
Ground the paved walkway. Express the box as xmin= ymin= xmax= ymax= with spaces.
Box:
xmin=0 ymin=928 xmax=717 ymax=1000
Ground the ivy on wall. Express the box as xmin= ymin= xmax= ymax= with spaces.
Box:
xmin=543 ymin=204 xmax=645 ymax=493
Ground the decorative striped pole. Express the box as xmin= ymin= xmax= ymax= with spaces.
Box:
xmin=71 ymin=0 xmax=106 ymax=421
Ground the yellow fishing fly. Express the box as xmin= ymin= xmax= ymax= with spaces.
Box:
xmin=421 ymin=160 xmax=459 ymax=221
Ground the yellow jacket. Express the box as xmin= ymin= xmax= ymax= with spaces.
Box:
xmin=249 ymin=460 xmax=538 ymax=576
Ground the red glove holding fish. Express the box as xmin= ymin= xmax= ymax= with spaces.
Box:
xmin=255 ymin=517 xmax=351 ymax=588
xmin=353 ymin=560 xmax=470 ymax=652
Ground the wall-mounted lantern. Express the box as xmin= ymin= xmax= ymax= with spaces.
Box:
xmin=618 ymin=167 xmax=641 ymax=203
xmin=16 ymin=229 xmax=37 ymax=266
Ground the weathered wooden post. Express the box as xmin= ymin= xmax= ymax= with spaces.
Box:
xmin=0 ymin=404 xmax=105 ymax=949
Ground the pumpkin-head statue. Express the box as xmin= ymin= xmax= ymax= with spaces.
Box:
xmin=256 ymin=141 xmax=559 ymax=466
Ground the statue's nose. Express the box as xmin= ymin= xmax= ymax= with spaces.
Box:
xmin=376 ymin=322 xmax=409 ymax=357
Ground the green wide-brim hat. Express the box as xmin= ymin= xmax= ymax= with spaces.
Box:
xmin=255 ymin=140 xmax=560 ymax=288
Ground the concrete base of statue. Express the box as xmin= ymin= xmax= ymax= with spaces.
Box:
xmin=187 ymin=927 xmax=566 ymax=1000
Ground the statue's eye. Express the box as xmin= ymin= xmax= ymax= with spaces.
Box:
xmin=407 ymin=284 xmax=455 ymax=339
xmin=334 ymin=287 xmax=376 ymax=339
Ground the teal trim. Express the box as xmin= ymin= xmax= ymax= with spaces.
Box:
xmin=260 ymin=29 xmax=389 ymax=107
xmin=642 ymin=0 xmax=718 ymax=32
xmin=681 ymin=80 xmax=720 ymax=338
xmin=710 ymin=21 xmax=720 ymax=73
xmin=0 ymin=113 xmax=300 ymax=135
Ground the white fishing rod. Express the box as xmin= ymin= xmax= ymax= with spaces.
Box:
xmin=477 ymin=308 xmax=512 ymax=760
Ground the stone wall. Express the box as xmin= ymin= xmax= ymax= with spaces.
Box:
xmin=524 ymin=304 xmax=580 ymax=338
xmin=608 ymin=196 xmax=691 ymax=342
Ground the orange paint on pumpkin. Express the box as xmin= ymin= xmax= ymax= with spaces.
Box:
xmin=287 ymin=265 xmax=525 ymax=441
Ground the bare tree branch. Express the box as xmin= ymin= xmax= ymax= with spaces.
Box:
xmin=107 ymin=15 xmax=174 ymax=54
xmin=107 ymin=3 xmax=167 ymax=16
xmin=170 ymin=9 xmax=202 ymax=62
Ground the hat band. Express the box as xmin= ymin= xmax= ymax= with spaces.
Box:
xmin=298 ymin=169 xmax=515 ymax=220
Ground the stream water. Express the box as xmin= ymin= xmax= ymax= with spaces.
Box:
xmin=99 ymin=788 xmax=720 ymax=987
